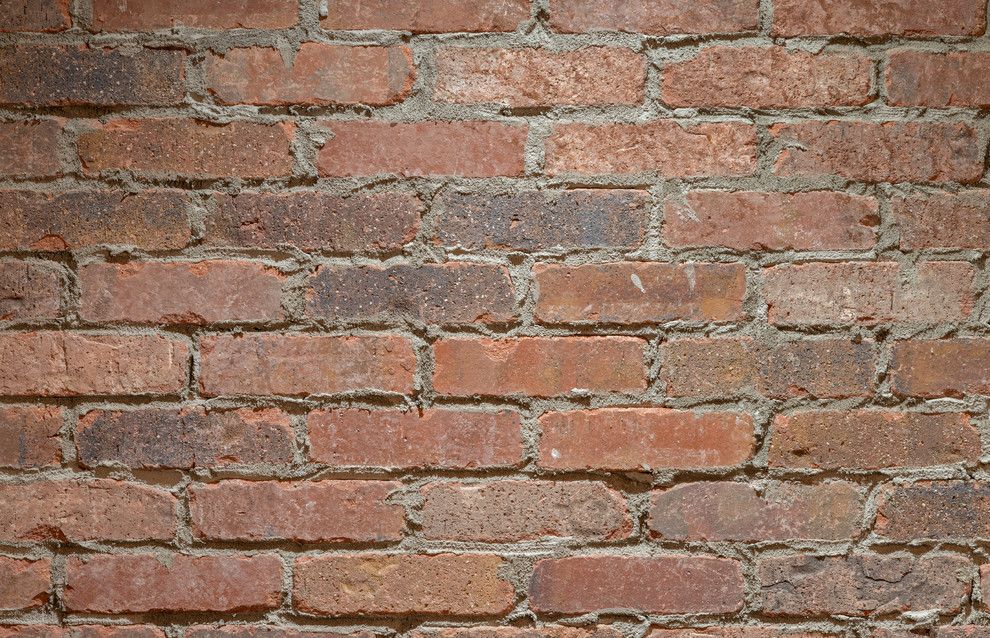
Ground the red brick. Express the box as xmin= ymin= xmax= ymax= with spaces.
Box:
xmin=200 ymin=334 xmax=414 ymax=397
xmin=205 ymin=44 xmax=414 ymax=106
xmin=664 ymin=47 xmax=871 ymax=108
xmin=549 ymin=0 xmax=758 ymax=33
xmin=308 ymin=409 xmax=523 ymax=469
xmin=0 ymin=121 xmax=60 ymax=177
xmin=0 ymin=0 xmax=69 ymax=31
xmin=0 ymin=262 xmax=61 ymax=321
xmin=772 ymin=0 xmax=986 ymax=36
xmin=77 ymin=407 xmax=293 ymax=469
xmin=438 ymin=190 xmax=646 ymax=250
xmin=984 ymin=568 xmax=990 ymax=611
xmin=414 ymin=628 xmax=622 ymax=638
xmin=0 ymin=557 xmax=49 ymax=610
xmin=433 ymin=337 xmax=646 ymax=397
xmin=0 ymin=47 xmax=184 ymax=106
xmin=294 ymin=553 xmax=514 ymax=615
xmin=0 ymin=479 xmax=175 ymax=541
xmin=434 ymin=47 xmax=644 ymax=106
xmin=80 ymin=261 xmax=284 ymax=324
xmin=91 ymin=0 xmax=297 ymax=30
xmin=663 ymin=338 xmax=874 ymax=398
xmin=771 ymin=121 xmax=982 ymax=183
xmin=665 ymin=191 xmax=877 ymax=250
xmin=0 ymin=406 xmax=61 ymax=468
xmin=650 ymin=482 xmax=862 ymax=542
xmin=650 ymin=629 xmax=828 ymax=638
xmin=322 ymin=0 xmax=531 ymax=32
xmin=317 ymin=121 xmax=526 ymax=177
xmin=538 ymin=409 xmax=753 ymax=471
xmin=529 ymin=555 xmax=743 ymax=614
xmin=65 ymin=554 xmax=282 ymax=613
xmin=187 ymin=629 xmax=376 ymax=638
xmin=78 ymin=119 xmax=294 ymax=179
xmin=891 ymin=339 xmax=990 ymax=397
xmin=759 ymin=555 xmax=970 ymax=616
xmin=876 ymin=481 xmax=990 ymax=540
xmin=770 ymin=411 xmax=979 ymax=469
xmin=190 ymin=480 xmax=404 ymax=542
xmin=535 ymin=262 xmax=745 ymax=324
xmin=0 ymin=190 xmax=190 ymax=251
xmin=0 ymin=628 xmax=164 ymax=638
xmin=546 ymin=121 xmax=756 ymax=177
xmin=893 ymin=191 xmax=990 ymax=249
xmin=208 ymin=191 xmax=420 ymax=252
xmin=888 ymin=51 xmax=990 ymax=107
xmin=0 ymin=333 xmax=187 ymax=396
xmin=420 ymin=481 xmax=632 ymax=541
xmin=764 ymin=262 xmax=973 ymax=326
xmin=306 ymin=263 xmax=515 ymax=323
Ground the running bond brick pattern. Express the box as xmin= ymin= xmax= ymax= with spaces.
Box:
xmin=1 ymin=1 xmax=990 ymax=638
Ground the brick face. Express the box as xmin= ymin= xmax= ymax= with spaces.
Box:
xmin=892 ymin=191 xmax=990 ymax=250
xmin=0 ymin=262 xmax=62 ymax=321
xmin=90 ymin=0 xmax=298 ymax=30
xmin=0 ymin=557 xmax=50 ymax=610
xmin=0 ymin=0 xmax=69 ymax=31
xmin=0 ymin=406 xmax=62 ymax=468
xmin=548 ymin=0 xmax=758 ymax=34
xmin=875 ymin=481 xmax=990 ymax=540
xmin=0 ymin=121 xmax=61 ymax=177
xmin=891 ymin=339 xmax=990 ymax=397
xmin=772 ymin=0 xmax=987 ymax=36
xmin=888 ymin=51 xmax=990 ymax=108
xmin=322 ymin=0 xmax=531 ymax=32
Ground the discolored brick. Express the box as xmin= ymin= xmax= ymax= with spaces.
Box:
xmin=548 ymin=0 xmax=758 ymax=34
xmin=0 ymin=406 xmax=61 ymax=468
xmin=892 ymin=191 xmax=990 ymax=250
xmin=0 ymin=0 xmax=69 ymax=31
xmin=0 ymin=557 xmax=49 ymax=610
xmin=891 ymin=339 xmax=990 ymax=397
xmin=90 ymin=0 xmax=297 ymax=30
xmin=0 ymin=121 xmax=60 ymax=177
xmin=0 ymin=262 xmax=61 ymax=321
xmin=876 ymin=481 xmax=990 ymax=540
xmin=772 ymin=0 xmax=986 ymax=36
xmin=888 ymin=51 xmax=990 ymax=107
xmin=321 ymin=0 xmax=531 ymax=32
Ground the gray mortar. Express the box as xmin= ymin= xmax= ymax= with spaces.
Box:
xmin=2 ymin=0 xmax=990 ymax=636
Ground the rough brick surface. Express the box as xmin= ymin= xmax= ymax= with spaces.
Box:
xmin=892 ymin=191 xmax=990 ymax=250
xmin=190 ymin=480 xmax=405 ymax=542
xmin=0 ymin=262 xmax=61 ymax=321
xmin=420 ymin=481 xmax=632 ymax=541
xmin=876 ymin=481 xmax=990 ymax=540
xmin=0 ymin=628 xmax=163 ymax=638
xmin=772 ymin=0 xmax=986 ymax=36
xmin=548 ymin=0 xmax=758 ymax=34
xmin=414 ymin=628 xmax=622 ymax=638
xmin=322 ymin=0 xmax=531 ymax=32
xmin=0 ymin=405 xmax=61 ymax=468
xmin=294 ymin=554 xmax=515 ymax=616
xmin=90 ymin=0 xmax=298 ymax=30
xmin=0 ymin=121 xmax=60 ymax=177
xmin=0 ymin=557 xmax=50 ymax=610
xmin=65 ymin=554 xmax=283 ymax=613
xmin=308 ymin=409 xmax=523 ymax=469
xmin=186 ymin=629 xmax=370 ymax=638
xmin=77 ymin=407 xmax=294 ymax=469
xmin=538 ymin=409 xmax=753 ymax=470
xmin=529 ymin=555 xmax=744 ymax=613
xmin=0 ymin=0 xmax=69 ymax=31
xmin=888 ymin=51 xmax=990 ymax=108
xmin=891 ymin=339 xmax=990 ymax=397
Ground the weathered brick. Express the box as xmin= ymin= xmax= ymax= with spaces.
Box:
xmin=535 ymin=262 xmax=746 ymax=324
xmin=78 ymin=119 xmax=294 ymax=179
xmin=306 ymin=263 xmax=515 ymax=324
xmin=662 ymin=338 xmax=874 ymax=398
xmin=0 ymin=406 xmax=61 ymax=468
xmin=437 ymin=190 xmax=646 ymax=250
xmin=650 ymin=482 xmax=863 ymax=542
xmin=294 ymin=553 xmax=514 ymax=615
xmin=200 ymin=334 xmax=415 ymax=397
xmin=205 ymin=45 xmax=414 ymax=106
xmin=0 ymin=557 xmax=49 ymax=610
xmin=546 ymin=121 xmax=757 ymax=176
xmin=0 ymin=121 xmax=60 ymax=177
xmin=434 ymin=47 xmax=645 ymax=106
xmin=317 ymin=121 xmax=526 ymax=177
xmin=187 ymin=628 xmax=375 ymax=638
xmin=0 ymin=190 xmax=190 ymax=251
xmin=0 ymin=333 xmax=187 ymax=396
xmin=770 ymin=411 xmax=979 ymax=470
xmin=207 ymin=191 xmax=419 ymax=252
xmin=984 ymin=569 xmax=990 ymax=611
xmin=65 ymin=554 xmax=282 ymax=613
xmin=888 ymin=51 xmax=990 ymax=107
xmin=665 ymin=191 xmax=877 ymax=250
xmin=321 ymin=0 xmax=531 ymax=32
xmin=763 ymin=262 xmax=973 ymax=325
xmin=876 ymin=481 xmax=990 ymax=540
xmin=935 ymin=629 xmax=990 ymax=638
xmin=0 ymin=262 xmax=61 ymax=321
xmin=433 ymin=337 xmax=646 ymax=397
xmin=308 ymin=409 xmax=523 ymax=469
xmin=0 ymin=47 xmax=184 ymax=105
xmin=91 ymin=0 xmax=297 ymax=30
xmin=649 ymin=628 xmax=829 ymax=638
xmin=538 ymin=409 xmax=753 ymax=471
xmin=664 ymin=47 xmax=871 ymax=108
xmin=0 ymin=479 xmax=175 ymax=541
xmin=414 ymin=627 xmax=622 ymax=638
xmin=893 ymin=191 xmax=990 ymax=250
xmin=772 ymin=0 xmax=986 ymax=36
xmin=190 ymin=480 xmax=405 ymax=542
xmin=80 ymin=261 xmax=284 ymax=324
xmin=420 ymin=481 xmax=632 ymax=541
xmin=759 ymin=555 xmax=970 ymax=616
xmin=0 ymin=628 xmax=164 ymax=638
xmin=77 ymin=407 xmax=293 ymax=469
xmin=0 ymin=0 xmax=69 ymax=31
xmin=529 ymin=555 xmax=744 ymax=613
xmin=891 ymin=339 xmax=990 ymax=397
xmin=549 ymin=0 xmax=758 ymax=34
xmin=771 ymin=121 xmax=983 ymax=183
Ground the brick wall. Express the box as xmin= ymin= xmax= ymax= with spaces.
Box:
xmin=1 ymin=1 xmax=990 ymax=638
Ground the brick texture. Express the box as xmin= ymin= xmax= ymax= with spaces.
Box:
xmin=0 ymin=262 xmax=61 ymax=321
xmin=90 ymin=0 xmax=298 ymax=30
xmin=548 ymin=0 xmax=759 ymax=34
xmin=0 ymin=121 xmax=61 ymax=177
xmin=321 ymin=0 xmax=531 ymax=32
xmin=891 ymin=339 xmax=990 ymax=397
xmin=0 ymin=0 xmax=69 ymax=31
xmin=888 ymin=51 xmax=990 ymax=108
xmin=892 ymin=191 xmax=990 ymax=250
xmin=772 ymin=0 xmax=986 ymax=36
xmin=0 ymin=557 xmax=50 ymax=610
xmin=875 ymin=481 xmax=990 ymax=540
xmin=0 ymin=405 xmax=62 ymax=468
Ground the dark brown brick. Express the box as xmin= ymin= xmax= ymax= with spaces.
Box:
xmin=876 ymin=481 xmax=990 ymax=540
xmin=90 ymin=0 xmax=298 ymax=30
xmin=0 ymin=121 xmax=61 ymax=177
xmin=0 ymin=262 xmax=61 ymax=321
xmin=891 ymin=339 xmax=990 ymax=398
xmin=772 ymin=0 xmax=986 ymax=36
xmin=0 ymin=0 xmax=69 ymax=31
xmin=893 ymin=191 xmax=990 ymax=250
xmin=77 ymin=407 xmax=293 ymax=469
xmin=549 ymin=0 xmax=758 ymax=33
xmin=0 ymin=406 xmax=61 ymax=468
xmin=306 ymin=263 xmax=515 ymax=324
xmin=0 ymin=557 xmax=49 ymax=610
xmin=321 ymin=0 xmax=531 ymax=32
